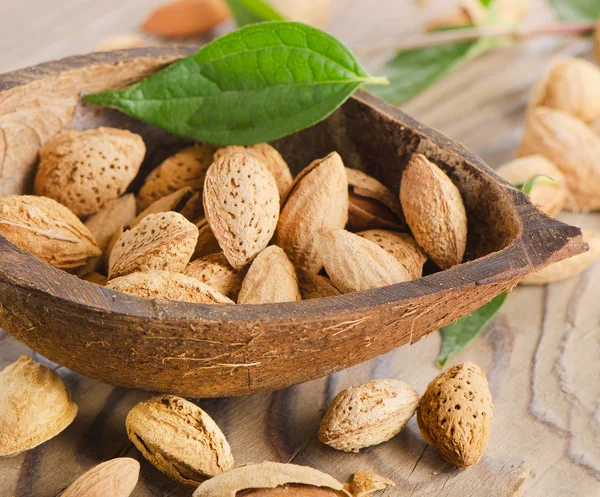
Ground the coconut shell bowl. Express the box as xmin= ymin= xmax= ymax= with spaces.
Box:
xmin=0 ymin=47 xmax=585 ymax=398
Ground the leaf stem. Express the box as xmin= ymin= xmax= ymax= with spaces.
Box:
xmin=360 ymin=21 xmax=596 ymax=55
xmin=364 ymin=76 xmax=390 ymax=86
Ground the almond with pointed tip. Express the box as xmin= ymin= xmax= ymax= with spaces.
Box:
xmin=142 ymin=0 xmax=229 ymax=38
xmin=400 ymin=154 xmax=467 ymax=270
xmin=237 ymin=246 xmax=301 ymax=304
xmin=131 ymin=187 xmax=194 ymax=227
xmin=277 ymin=152 xmax=348 ymax=273
xmin=417 ymin=362 xmax=493 ymax=467
xmin=35 ymin=127 xmax=145 ymax=217
xmin=319 ymin=379 xmax=419 ymax=452
xmin=0 ymin=356 xmax=78 ymax=456
xmin=109 ymin=212 xmax=198 ymax=279
xmin=61 ymin=458 xmax=140 ymax=497
xmin=518 ymin=107 xmax=600 ymax=211
xmin=297 ymin=269 xmax=341 ymax=300
xmin=203 ymin=152 xmax=280 ymax=270
xmin=107 ymin=270 xmax=233 ymax=303
xmin=0 ymin=195 xmax=100 ymax=270
xmin=358 ymin=229 xmax=427 ymax=279
xmin=315 ymin=229 xmax=411 ymax=294
xmin=184 ymin=252 xmax=244 ymax=300
xmin=350 ymin=471 xmax=395 ymax=497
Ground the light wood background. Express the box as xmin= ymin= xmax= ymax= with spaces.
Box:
xmin=1 ymin=0 xmax=599 ymax=496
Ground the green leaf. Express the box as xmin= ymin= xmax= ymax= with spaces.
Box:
xmin=515 ymin=174 xmax=560 ymax=195
xmin=438 ymin=293 xmax=509 ymax=368
xmin=225 ymin=0 xmax=285 ymax=26
xmin=549 ymin=0 xmax=600 ymax=21
xmin=85 ymin=22 xmax=387 ymax=146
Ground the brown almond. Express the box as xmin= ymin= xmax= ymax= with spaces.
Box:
xmin=203 ymin=152 xmax=279 ymax=270
xmin=193 ymin=462 xmax=349 ymax=497
xmin=142 ymin=0 xmax=230 ymax=38
xmin=107 ymin=270 xmax=233 ymax=304
xmin=109 ymin=212 xmax=198 ymax=279
xmin=237 ymin=245 xmax=301 ymax=304
xmin=61 ymin=458 xmax=140 ymax=497
xmin=417 ymin=362 xmax=493 ymax=467
xmin=529 ymin=58 xmax=600 ymax=123
xmin=319 ymin=379 xmax=419 ymax=452
xmin=400 ymin=154 xmax=467 ymax=270
xmin=127 ymin=395 xmax=233 ymax=486
xmin=315 ymin=229 xmax=411 ymax=294
xmin=35 ymin=127 xmax=145 ymax=217
xmin=350 ymin=471 xmax=395 ymax=497
xmin=297 ymin=269 xmax=341 ymax=300
xmin=137 ymin=144 xmax=215 ymax=210
xmin=358 ymin=229 xmax=427 ymax=279
xmin=277 ymin=152 xmax=348 ymax=273
xmin=496 ymin=155 xmax=567 ymax=217
xmin=194 ymin=217 xmax=222 ymax=258
xmin=518 ymin=107 xmax=600 ymax=211
xmin=214 ymin=143 xmax=293 ymax=200
xmin=0 ymin=356 xmax=78 ymax=456
xmin=184 ymin=252 xmax=244 ymax=300
xmin=345 ymin=168 xmax=404 ymax=232
xmin=0 ymin=195 xmax=100 ymax=269
xmin=131 ymin=187 xmax=195 ymax=227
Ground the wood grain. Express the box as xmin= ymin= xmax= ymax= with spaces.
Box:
xmin=1 ymin=0 xmax=599 ymax=496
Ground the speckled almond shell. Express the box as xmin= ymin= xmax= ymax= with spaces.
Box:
xmin=518 ymin=107 xmax=600 ymax=211
xmin=0 ymin=195 xmax=100 ymax=269
xmin=34 ymin=127 xmax=145 ymax=217
xmin=315 ymin=229 xmax=411 ymax=294
xmin=108 ymin=211 xmax=198 ymax=279
xmin=296 ymin=269 xmax=341 ymax=300
xmin=203 ymin=152 xmax=280 ymax=270
xmin=276 ymin=152 xmax=348 ymax=273
xmin=126 ymin=395 xmax=234 ymax=486
xmin=131 ymin=187 xmax=194 ymax=227
xmin=318 ymin=379 xmax=418 ymax=452
xmin=0 ymin=356 xmax=78 ymax=456
xmin=137 ymin=144 xmax=215 ymax=210
xmin=193 ymin=462 xmax=349 ymax=497
xmin=358 ymin=230 xmax=427 ymax=280
xmin=214 ymin=143 xmax=293 ymax=200
xmin=61 ymin=458 xmax=140 ymax=497
xmin=184 ymin=252 xmax=244 ymax=300
xmin=237 ymin=246 xmax=301 ymax=304
xmin=400 ymin=154 xmax=467 ymax=270
xmin=107 ymin=270 xmax=233 ymax=304
xmin=417 ymin=362 xmax=493 ymax=468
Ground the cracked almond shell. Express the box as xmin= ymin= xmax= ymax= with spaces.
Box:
xmin=108 ymin=211 xmax=198 ymax=279
xmin=417 ymin=362 xmax=493 ymax=468
xmin=0 ymin=195 xmax=100 ymax=269
xmin=400 ymin=154 xmax=467 ymax=270
xmin=0 ymin=356 xmax=78 ymax=456
xmin=34 ymin=127 xmax=145 ymax=217
xmin=203 ymin=152 xmax=280 ymax=270
xmin=349 ymin=471 xmax=395 ymax=497
xmin=319 ymin=379 xmax=418 ymax=452
xmin=276 ymin=152 xmax=348 ymax=273
xmin=193 ymin=462 xmax=349 ymax=497
xmin=107 ymin=270 xmax=233 ymax=304
xmin=297 ymin=269 xmax=341 ymax=300
xmin=61 ymin=458 xmax=140 ymax=497
xmin=126 ymin=395 xmax=233 ymax=486
xmin=184 ymin=252 xmax=244 ymax=300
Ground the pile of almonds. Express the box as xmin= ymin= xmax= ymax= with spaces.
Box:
xmin=0 ymin=126 xmax=470 ymax=305
xmin=0 ymin=353 xmax=492 ymax=495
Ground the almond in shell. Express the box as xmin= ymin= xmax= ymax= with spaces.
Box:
xmin=108 ymin=211 xmax=198 ymax=279
xmin=277 ymin=152 xmax=348 ymax=273
xmin=0 ymin=356 xmax=78 ymax=456
xmin=61 ymin=458 xmax=140 ymax=497
xmin=417 ymin=362 xmax=493 ymax=467
xmin=131 ymin=187 xmax=195 ymax=227
xmin=315 ymin=229 xmax=411 ymax=294
xmin=349 ymin=471 xmax=395 ymax=497
xmin=297 ymin=269 xmax=341 ymax=300
xmin=237 ymin=245 xmax=301 ymax=304
xmin=319 ymin=379 xmax=419 ymax=452
xmin=0 ymin=195 xmax=100 ymax=270
xmin=184 ymin=252 xmax=244 ymax=300
xmin=194 ymin=217 xmax=222 ymax=258
xmin=126 ymin=395 xmax=234 ymax=486
xmin=34 ymin=127 xmax=145 ymax=217
xmin=203 ymin=152 xmax=279 ymax=270
xmin=400 ymin=154 xmax=467 ymax=270
xmin=107 ymin=270 xmax=233 ymax=304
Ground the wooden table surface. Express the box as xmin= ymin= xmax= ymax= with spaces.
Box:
xmin=1 ymin=0 xmax=599 ymax=496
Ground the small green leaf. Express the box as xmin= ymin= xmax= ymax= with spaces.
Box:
xmin=549 ymin=0 xmax=600 ymax=21
xmin=225 ymin=0 xmax=285 ymax=26
xmin=515 ymin=174 xmax=560 ymax=195
xmin=438 ymin=293 xmax=509 ymax=368
xmin=85 ymin=22 xmax=387 ymax=146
